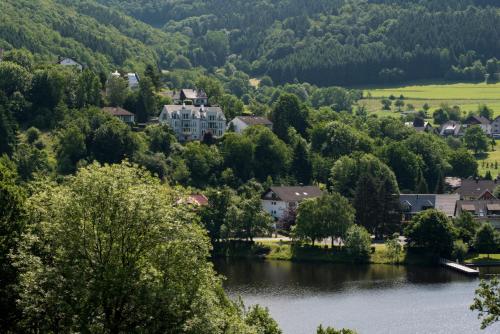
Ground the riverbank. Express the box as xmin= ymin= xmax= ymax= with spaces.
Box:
xmin=212 ymin=239 xmax=435 ymax=265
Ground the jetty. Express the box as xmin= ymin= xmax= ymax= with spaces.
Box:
xmin=440 ymin=258 xmax=479 ymax=276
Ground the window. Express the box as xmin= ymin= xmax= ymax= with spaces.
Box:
xmin=183 ymin=113 xmax=189 ymax=119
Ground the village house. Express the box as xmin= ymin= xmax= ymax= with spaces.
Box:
xmin=159 ymin=104 xmax=226 ymax=141
xmin=456 ymin=178 xmax=499 ymax=200
xmin=463 ymin=115 xmax=492 ymax=135
xmin=109 ymin=71 xmax=140 ymax=90
xmin=439 ymin=121 xmax=462 ymax=137
xmin=399 ymin=194 xmax=460 ymax=222
xmin=455 ymin=200 xmax=500 ymax=229
xmin=228 ymin=115 xmax=273 ymax=133
xmin=57 ymin=57 xmax=83 ymax=71
xmin=491 ymin=115 xmax=500 ymax=138
xmin=261 ymin=186 xmax=323 ymax=220
xmin=102 ymin=107 xmax=135 ymax=124
xmin=404 ymin=119 xmax=433 ymax=133
xmin=172 ymin=89 xmax=208 ymax=106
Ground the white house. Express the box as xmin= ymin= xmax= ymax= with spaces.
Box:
xmin=159 ymin=104 xmax=226 ymax=141
xmin=261 ymin=186 xmax=323 ymax=220
xmin=127 ymin=73 xmax=140 ymax=89
xmin=58 ymin=57 xmax=83 ymax=71
xmin=492 ymin=116 xmax=500 ymax=137
xmin=102 ymin=107 xmax=135 ymax=124
xmin=228 ymin=115 xmax=273 ymax=133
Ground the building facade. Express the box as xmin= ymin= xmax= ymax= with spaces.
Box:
xmin=102 ymin=107 xmax=135 ymax=124
xmin=261 ymin=186 xmax=323 ymax=220
xmin=159 ymin=104 xmax=226 ymax=141
xmin=399 ymin=194 xmax=460 ymax=221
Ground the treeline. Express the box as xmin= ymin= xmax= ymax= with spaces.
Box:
xmin=0 ymin=0 xmax=185 ymax=72
xmin=99 ymin=0 xmax=500 ymax=85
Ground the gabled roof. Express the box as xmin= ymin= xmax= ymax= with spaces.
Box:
xmin=399 ymin=194 xmax=460 ymax=217
xmin=465 ymin=115 xmax=490 ymax=125
xmin=235 ymin=116 xmax=272 ymax=126
xmin=262 ymin=186 xmax=323 ymax=202
xmin=181 ymin=89 xmax=207 ymax=100
xmin=161 ymin=104 xmax=225 ymax=120
xmin=103 ymin=107 xmax=134 ymax=117
xmin=456 ymin=199 xmax=500 ymax=216
xmin=457 ymin=179 xmax=499 ymax=199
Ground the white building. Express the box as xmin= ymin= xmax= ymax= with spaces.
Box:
xmin=127 ymin=73 xmax=140 ymax=89
xmin=261 ymin=186 xmax=323 ymax=220
xmin=58 ymin=57 xmax=83 ymax=71
xmin=159 ymin=104 xmax=226 ymax=141
xmin=492 ymin=116 xmax=500 ymax=137
xmin=228 ymin=115 xmax=273 ymax=133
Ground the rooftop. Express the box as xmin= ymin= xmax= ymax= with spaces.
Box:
xmin=236 ymin=115 xmax=273 ymax=126
xmin=103 ymin=107 xmax=134 ymax=117
xmin=263 ymin=186 xmax=323 ymax=202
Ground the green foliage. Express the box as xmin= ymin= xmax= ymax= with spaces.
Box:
xmin=295 ymin=193 xmax=355 ymax=246
xmin=344 ymin=225 xmax=372 ymax=260
xmin=385 ymin=234 xmax=403 ymax=264
xmin=244 ymin=305 xmax=282 ymax=334
xmin=106 ymin=75 xmax=129 ymax=107
xmin=271 ymin=93 xmax=309 ymax=143
xmin=13 ymin=162 xmax=256 ymax=333
xmin=454 ymin=211 xmax=480 ymax=245
xmin=0 ymin=61 xmax=31 ymax=96
xmin=404 ymin=209 xmax=456 ymax=257
xmin=464 ymin=126 xmax=489 ymax=154
xmin=0 ymin=159 xmax=25 ymax=331
xmin=452 ymin=240 xmax=469 ymax=262
xmin=317 ymin=325 xmax=357 ymax=334
xmin=471 ymin=277 xmax=500 ymax=329
xmin=449 ymin=149 xmax=478 ymax=178
xmin=473 ymin=223 xmax=500 ymax=256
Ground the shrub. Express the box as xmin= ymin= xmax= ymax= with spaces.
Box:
xmin=452 ymin=240 xmax=469 ymax=262
xmin=345 ymin=225 xmax=371 ymax=260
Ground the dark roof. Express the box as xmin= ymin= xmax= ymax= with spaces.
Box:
xmin=399 ymin=194 xmax=460 ymax=217
xmin=465 ymin=115 xmax=490 ymax=125
xmin=456 ymin=199 xmax=500 ymax=216
xmin=235 ymin=116 xmax=273 ymax=126
xmin=457 ymin=179 xmax=499 ymax=199
xmin=262 ymin=186 xmax=323 ymax=202
xmin=103 ymin=107 xmax=134 ymax=117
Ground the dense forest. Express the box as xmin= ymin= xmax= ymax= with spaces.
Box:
xmin=95 ymin=0 xmax=500 ymax=85
xmin=3 ymin=0 xmax=500 ymax=85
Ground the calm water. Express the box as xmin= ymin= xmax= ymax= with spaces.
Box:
xmin=214 ymin=259 xmax=500 ymax=334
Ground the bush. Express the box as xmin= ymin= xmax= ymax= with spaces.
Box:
xmin=452 ymin=240 xmax=469 ymax=262
xmin=345 ymin=225 xmax=371 ymax=260
xmin=25 ymin=127 xmax=40 ymax=144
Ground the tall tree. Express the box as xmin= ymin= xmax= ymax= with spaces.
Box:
xmin=271 ymin=93 xmax=309 ymax=142
xmin=13 ymin=163 xmax=257 ymax=333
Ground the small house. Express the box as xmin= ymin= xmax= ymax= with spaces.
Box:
xmin=103 ymin=107 xmax=135 ymax=124
xmin=261 ymin=186 xmax=323 ymax=220
xmin=456 ymin=179 xmax=499 ymax=200
xmin=58 ymin=57 xmax=83 ymax=71
xmin=399 ymin=194 xmax=460 ymax=221
xmin=228 ymin=116 xmax=273 ymax=133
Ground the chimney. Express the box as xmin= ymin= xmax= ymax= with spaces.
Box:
xmin=475 ymin=177 xmax=479 ymax=184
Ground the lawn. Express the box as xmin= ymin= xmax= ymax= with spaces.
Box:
xmin=476 ymin=141 xmax=500 ymax=177
xmin=465 ymin=253 xmax=500 ymax=264
xmin=360 ymin=81 xmax=500 ymax=118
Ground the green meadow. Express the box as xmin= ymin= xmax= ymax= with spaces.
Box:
xmin=361 ymin=82 xmax=500 ymax=118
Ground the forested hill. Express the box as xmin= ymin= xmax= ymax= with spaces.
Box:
xmin=3 ymin=0 xmax=500 ymax=86
xmin=97 ymin=0 xmax=500 ymax=86
xmin=0 ymin=0 xmax=187 ymax=72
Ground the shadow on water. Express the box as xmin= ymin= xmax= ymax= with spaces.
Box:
xmin=213 ymin=259 xmax=480 ymax=296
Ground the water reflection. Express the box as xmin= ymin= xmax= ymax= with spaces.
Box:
xmin=214 ymin=259 xmax=500 ymax=334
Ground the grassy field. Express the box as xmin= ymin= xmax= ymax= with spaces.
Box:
xmin=465 ymin=253 xmax=500 ymax=264
xmin=361 ymin=81 xmax=500 ymax=118
xmin=477 ymin=141 xmax=500 ymax=177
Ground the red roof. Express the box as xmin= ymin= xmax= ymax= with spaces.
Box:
xmin=187 ymin=194 xmax=209 ymax=206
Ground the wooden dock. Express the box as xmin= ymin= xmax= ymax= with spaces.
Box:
xmin=440 ymin=258 xmax=479 ymax=276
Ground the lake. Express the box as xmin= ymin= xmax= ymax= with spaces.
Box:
xmin=214 ymin=259 xmax=500 ymax=334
